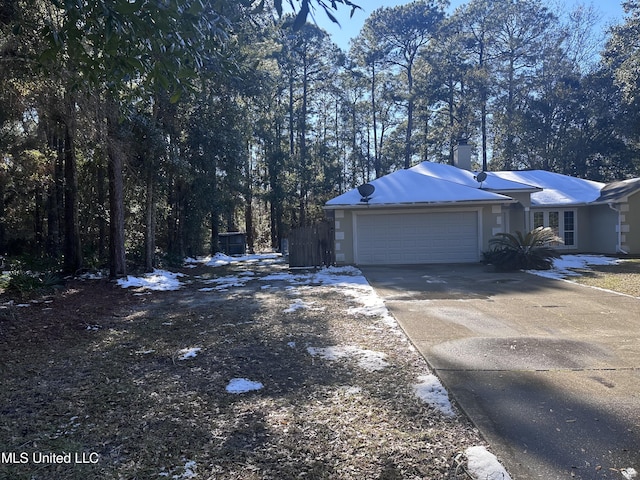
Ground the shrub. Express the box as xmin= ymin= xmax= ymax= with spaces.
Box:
xmin=5 ymin=271 xmax=64 ymax=296
xmin=482 ymin=227 xmax=563 ymax=271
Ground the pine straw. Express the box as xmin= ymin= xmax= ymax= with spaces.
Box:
xmin=0 ymin=260 xmax=483 ymax=479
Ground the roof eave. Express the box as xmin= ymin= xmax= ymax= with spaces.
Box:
xmin=531 ymin=202 xmax=592 ymax=208
xmin=486 ymin=187 xmax=542 ymax=194
xmin=324 ymin=199 xmax=517 ymax=210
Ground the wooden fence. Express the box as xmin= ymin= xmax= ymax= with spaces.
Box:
xmin=288 ymin=221 xmax=335 ymax=268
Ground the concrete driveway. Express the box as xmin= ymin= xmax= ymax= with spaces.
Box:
xmin=360 ymin=264 xmax=640 ymax=479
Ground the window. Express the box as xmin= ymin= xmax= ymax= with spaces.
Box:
xmin=563 ymin=211 xmax=575 ymax=246
xmin=531 ymin=210 xmax=576 ymax=247
xmin=533 ymin=212 xmax=544 ymax=228
xmin=549 ymin=212 xmax=559 ymax=237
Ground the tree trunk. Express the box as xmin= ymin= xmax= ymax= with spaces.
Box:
xmin=144 ymin=170 xmax=155 ymax=272
xmin=245 ymin=149 xmax=254 ymax=255
xmin=404 ymin=67 xmax=414 ymax=170
xmin=96 ymin=158 xmax=107 ymax=262
xmin=106 ymin=99 xmax=127 ymax=278
xmin=46 ymin=126 xmax=63 ymax=257
xmin=371 ymin=62 xmax=381 ymax=179
xmin=0 ymin=173 xmax=6 ymax=254
xmin=34 ymin=186 xmax=45 ymax=253
xmin=63 ymin=114 xmax=82 ymax=274
xmin=210 ymin=205 xmax=219 ymax=254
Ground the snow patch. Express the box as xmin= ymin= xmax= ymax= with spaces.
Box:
xmin=465 ymin=446 xmax=512 ymax=480
xmin=225 ymin=378 xmax=264 ymax=394
xmin=177 ymin=347 xmax=201 ymax=360
xmin=186 ymin=252 xmax=281 ymax=267
xmin=528 ymin=254 xmax=620 ymax=280
xmin=413 ymin=374 xmax=455 ymax=417
xmin=117 ymin=269 xmax=184 ymax=291
xmin=198 ymin=274 xmax=249 ymax=291
xmin=307 ymin=345 xmax=389 ymax=372
xmin=260 ymin=272 xmax=296 ymax=282
xmin=284 ymin=298 xmax=310 ymax=313
xmin=160 ymin=459 xmax=198 ymax=479
xmin=283 ymin=298 xmax=324 ymax=313
xmin=622 ymin=468 xmax=638 ymax=480
xmin=256 ymin=265 xmax=400 ymax=330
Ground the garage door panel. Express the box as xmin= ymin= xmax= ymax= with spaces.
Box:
xmin=355 ymin=211 xmax=479 ymax=265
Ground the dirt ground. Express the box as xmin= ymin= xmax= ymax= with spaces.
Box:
xmin=0 ymin=258 xmax=484 ymax=480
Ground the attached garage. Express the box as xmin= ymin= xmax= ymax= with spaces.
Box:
xmin=325 ymin=162 xmax=522 ymax=265
xmin=354 ymin=210 xmax=480 ymax=265
xmin=326 ymin=159 xmax=640 ymax=265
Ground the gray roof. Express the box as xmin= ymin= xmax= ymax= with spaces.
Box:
xmin=326 ymin=161 xmax=640 ymax=209
xmin=596 ymin=178 xmax=640 ymax=203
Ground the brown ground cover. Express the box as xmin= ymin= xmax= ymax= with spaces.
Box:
xmin=570 ymin=259 xmax=640 ymax=297
xmin=0 ymin=259 xmax=484 ymax=480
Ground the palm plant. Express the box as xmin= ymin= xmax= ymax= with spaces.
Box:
xmin=483 ymin=227 xmax=563 ymax=271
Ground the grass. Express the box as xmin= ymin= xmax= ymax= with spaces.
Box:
xmin=570 ymin=258 xmax=640 ymax=297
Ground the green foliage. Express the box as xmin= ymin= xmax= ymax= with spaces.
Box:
xmin=2 ymin=0 xmax=639 ymax=275
xmin=272 ymin=0 xmax=362 ymax=29
xmin=0 ymin=256 xmax=64 ymax=296
xmin=482 ymin=227 xmax=563 ymax=271
xmin=4 ymin=270 xmax=64 ymax=296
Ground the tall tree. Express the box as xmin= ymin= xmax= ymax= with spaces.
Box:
xmin=365 ymin=0 xmax=445 ymax=169
xmin=277 ymin=20 xmax=340 ymax=225
xmin=605 ymin=0 xmax=640 ymax=161
xmin=488 ymin=0 xmax=555 ymax=169
xmin=38 ymin=0 xmax=237 ymax=276
xmin=351 ymin=18 xmax=391 ymax=179
xmin=454 ymin=0 xmax=502 ymax=170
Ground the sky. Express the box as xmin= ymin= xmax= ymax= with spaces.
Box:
xmin=298 ymin=0 xmax=628 ymax=51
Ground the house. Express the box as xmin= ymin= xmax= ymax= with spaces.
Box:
xmin=324 ymin=144 xmax=640 ymax=265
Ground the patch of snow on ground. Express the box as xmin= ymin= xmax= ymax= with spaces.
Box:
xmin=185 ymin=252 xmax=281 ymax=267
xmin=255 ymin=265 xmax=398 ymax=327
xmin=198 ymin=274 xmax=250 ymax=291
xmin=225 ymin=378 xmax=264 ymax=394
xmin=177 ymin=347 xmax=201 ymax=360
xmin=283 ymin=299 xmax=310 ymax=313
xmin=336 ymin=385 xmax=362 ymax=395
xmin=413 ymin=375 xmax=455 ymax=417
xmin=117 ymin=270 xmax=184 ymax=291
xmin=312 ymin=266 xmax=399 ymax=329
xmin=528 ymin=254 xmax=620 ymax=279
xmin=465 ymin=446 xmax=512 ymax=480
xmin=283 ymin=298 xmax=324 ymax=313
xmin=78 ymin=271 xmax=105 ymax=280
xmin=160 ymin=459 xmax=198 ymax=479
xmin=622 ymin=468 xmax=638 ymax=480
xmin=307 ymin=345 xmax=389 ymax=372
xmin=260 ymin=272 xmax=296 ymax=282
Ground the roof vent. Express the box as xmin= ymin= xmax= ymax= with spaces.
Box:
xmin=357 ymin=183 xmax=375 ymax=203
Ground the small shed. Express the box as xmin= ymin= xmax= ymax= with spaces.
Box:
xmin=218 ymin=232 xmax=246 ymax=256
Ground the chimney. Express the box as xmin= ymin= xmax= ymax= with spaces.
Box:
xmin=453 ymin=140 xmax=472 ymax=171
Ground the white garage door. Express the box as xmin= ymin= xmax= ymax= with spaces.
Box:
xmin=355 ymin=211 xmax=480 ymax=265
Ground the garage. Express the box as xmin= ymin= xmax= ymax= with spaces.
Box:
xmin=354 ymin=210 xmax=480 ymax=265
